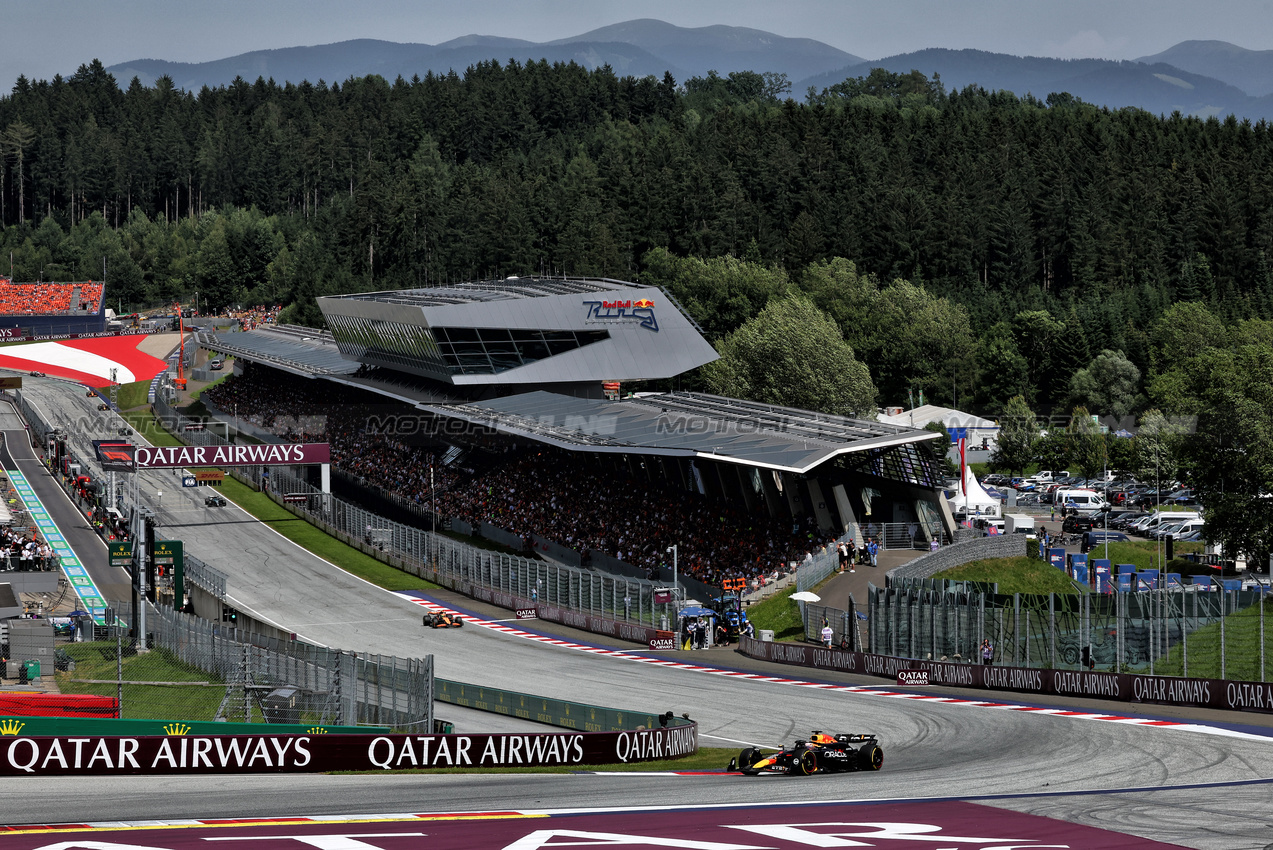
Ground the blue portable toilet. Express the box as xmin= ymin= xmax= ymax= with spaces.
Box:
xmin=1139 ymin=569 xmax=1160 ymax=590
xmin=1166 ymin=573 xmax=1182 ymax=589
xmin=1117 ymin=573 xmax=1135 ymax=592
xmin=1191 ymin=575 xmax=1213 ymax=587
xmin=1048 ymin=547 xmax=1067 ymax=571
xmin=1222 ymin=579 xmax=1243 ymax=591
xmin=1116 ymin=563 xmax=1137 ymax=575
xmin=1092 ymin=559 xmax=1112 ymax=593
xmin=1068 ymin=553 xmax=1088 ymax=585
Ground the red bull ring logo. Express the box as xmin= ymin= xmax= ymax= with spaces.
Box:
xmin=584 ymin=298 xmax=659 ymax=332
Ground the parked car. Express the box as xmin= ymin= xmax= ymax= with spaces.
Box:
xmin=1063 ymin=515 xmax=1096 ymax=533
xmin=1109 ymin=511 xmax=1148 ymax=530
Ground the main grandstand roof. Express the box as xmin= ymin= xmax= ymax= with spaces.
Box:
xmin=322 ymin=277 xmax=671 ymax=309
xmin=199 ymin=326 xmax=466 ymax=404
xmin=420 ymin=390 xmax=941 ymax=475
xmin=208 ymin=326 xmax=940 ymax=475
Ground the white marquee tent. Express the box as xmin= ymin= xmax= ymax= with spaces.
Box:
xmin=947 ymin=464 xmax=1002 ymax=518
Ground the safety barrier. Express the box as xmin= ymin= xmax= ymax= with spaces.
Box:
xmin=435 ymin=679 xmax=695 ymax=733
xmin=0 ymin=716 xmax=381 ymax=737
xmin=0 ymin=722 xmax=700 ymax=776
xmin=737 ymin=635 xmax=1273 ymax=716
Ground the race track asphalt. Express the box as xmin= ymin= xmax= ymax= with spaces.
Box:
xmin=5 ymin=379 xmax=1273 ymax=849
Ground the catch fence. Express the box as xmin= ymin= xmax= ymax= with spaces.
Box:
xmin=870 ymin=578 xmax=1272 ymax=679
xmin=93 ymin=599 xmax=434 ymax=730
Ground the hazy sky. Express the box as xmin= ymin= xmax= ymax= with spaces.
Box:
xmin=5 ymin=0 xmax=1273 ymax=90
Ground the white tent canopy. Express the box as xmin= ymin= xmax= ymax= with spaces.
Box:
xmin=880 ymin=404 xmax=998 ymax=443
xmin=947 ymin=464 xmax=1001 ymax=518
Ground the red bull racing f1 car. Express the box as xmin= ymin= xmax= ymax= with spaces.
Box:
xmin=729 ymin=731 xmax=883 ymax=775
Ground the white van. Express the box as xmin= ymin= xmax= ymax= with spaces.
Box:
xmin=1135 ymin=510 xmax=1201 ymax=535
xmin=1053 ymin=488 xmax=1107 ymax=511
xmin=1155 ymin=518 xmax=1205 ymax=539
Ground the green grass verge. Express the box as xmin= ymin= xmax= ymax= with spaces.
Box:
xmin=936 ymin=556 xmax=1081 ymax=594
xmin=56 ymin=642 xmax=240 ymax=721
xmin=115 ymin=379 xmax=152 ymax=411
xmin=745 ymin=586 xmax=806 ymax=641
xmin=121 ymin=409 xmax=184 ymax=446
xmin=1151 ymin=597 xmax=1273 ymax=680
xmin=189 ymin=370 xmax=233 ymax=401
xmin=335 ymin=747 xmax=738 ymax=775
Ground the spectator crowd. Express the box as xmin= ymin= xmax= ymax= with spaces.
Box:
xmin=204 ymin=365 xmax=833 ymax=585
xmin=0 ymin=281 xmax=104 ymax=315
xmin=219 ymin=305 xmax=283 ymax=330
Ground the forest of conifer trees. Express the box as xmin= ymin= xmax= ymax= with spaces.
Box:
xmin=3 ymin=60 xmax=1273 ymax=414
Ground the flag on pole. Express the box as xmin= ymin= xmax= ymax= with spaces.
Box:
xmin=958 ymin=436 xmax=967 ymax=496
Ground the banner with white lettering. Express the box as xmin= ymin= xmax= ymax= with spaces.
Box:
xmin=737 ymin=637 xmax=1271 ymax=714
xmin=133 ymin=443 xmax=331 ymax=469
xmin=0 ymin=725 xmax=697 ymax=776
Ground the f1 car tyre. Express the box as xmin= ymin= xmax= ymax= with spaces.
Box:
xmin=797 ymin=748 xmax=818 ymax=775
xmin=857 ymin=742 xmax=884 ymax=771
xmin=737 ymin=747 xmax=759 ymax=770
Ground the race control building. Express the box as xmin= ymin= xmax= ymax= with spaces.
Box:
xmin=202 ymin=277 xmax=953 ymax=541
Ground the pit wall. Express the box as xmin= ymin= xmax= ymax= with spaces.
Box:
xmin=737 ymin=636 xmax=1273 ymax=714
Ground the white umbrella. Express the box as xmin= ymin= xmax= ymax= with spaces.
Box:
xmin=790 ymin=591 xmax=821 ymax=602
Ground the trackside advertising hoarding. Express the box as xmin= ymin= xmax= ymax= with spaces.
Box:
xmin=134 ymin=443 xmax=330 ymax=469
xmin=0 ymin=725 xmax=697 ymax=776
xmin=739 ymin=636 xmax=1273 ymax=715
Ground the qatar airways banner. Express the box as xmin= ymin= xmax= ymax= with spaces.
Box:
xmin=134 ymin=443 xmax=330 ymax=469
xmin=739 ymin=636 xmax=1273 ymax=715
xmin=0 ymin=725 xmax=697 ymax=776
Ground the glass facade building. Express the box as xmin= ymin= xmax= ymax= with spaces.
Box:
xmin=318 ymin=276 xmax=720 ymax=387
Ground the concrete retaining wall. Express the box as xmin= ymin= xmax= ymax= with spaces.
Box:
xmin=887 ymin=534 xmax=1030 ymax=582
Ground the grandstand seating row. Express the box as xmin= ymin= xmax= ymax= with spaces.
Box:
xmin=0 ymin=281 xmax=104 ymax=315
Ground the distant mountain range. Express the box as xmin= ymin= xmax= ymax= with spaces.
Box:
xmin=103 ymin=20 xmax=1273 ymax=121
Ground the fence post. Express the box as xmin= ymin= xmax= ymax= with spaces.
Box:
xmin=1013 ymin=593 xmax=1020 ymax=666
xmin=1221 ymin=587 xmax=1227 ymax=681
xmin=1048 ymin=593 xmax=1055 ymax=669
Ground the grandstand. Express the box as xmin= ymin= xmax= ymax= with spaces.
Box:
xmin=200 ymin=276 xmax=953 ymax=581
xmin=0 ymin=280 xmax=107 ymax=336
